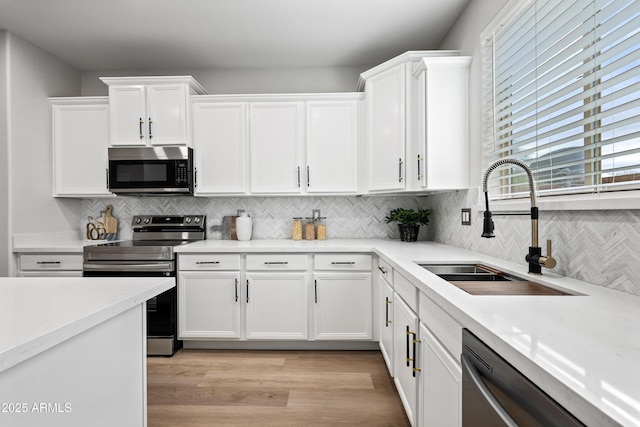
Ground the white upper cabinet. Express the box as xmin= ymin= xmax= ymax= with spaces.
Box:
xmin=365 ymin=64 xmax=407 ymax=192
xmin=51 ymin=97 xmax=112 ymax=197
xmin=249 ymin=102 xmax=305 ymax=194
xmin=306 ymin=98 xmax=361 ymax=193
xmin=191 ymin=100 xmax=248 ymax=195
xmin=358 ymin=51 xmax=463 ymax=193
xmin=100 ymin=76 xmax=206 ymax=146
xmin=409 ymin=57 xmax=471 ymax=190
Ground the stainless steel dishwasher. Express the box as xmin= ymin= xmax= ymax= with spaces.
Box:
xmin=461 ymin=329 xmax=585 ymax=426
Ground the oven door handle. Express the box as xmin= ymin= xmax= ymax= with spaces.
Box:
xmin=83 ymin=261 xmax=175 ymax=272
xmin=461 ymin=354 xmax=518 ymax=427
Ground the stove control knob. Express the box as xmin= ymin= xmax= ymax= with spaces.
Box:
xmin=185 ymin=217 xmax=192 ymax=224
xmin=194 ymin=217 xmax=201 ymax=224
xmin=144 ymin=217 xmax=151 ymax=224
xmin=134 ymin=217 xmax=142 ymax=224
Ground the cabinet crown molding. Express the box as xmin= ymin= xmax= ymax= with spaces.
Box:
xmin=99 ymin=76 xmax=207 ymax=95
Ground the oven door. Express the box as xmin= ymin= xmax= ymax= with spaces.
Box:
xmin=82 ymin=262 xmax=181 ymax=356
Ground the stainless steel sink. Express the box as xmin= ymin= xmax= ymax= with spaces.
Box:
xmin=417 ymin=263 xmax=574 ymax=296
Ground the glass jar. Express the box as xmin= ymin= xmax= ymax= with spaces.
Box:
xmin=316 ymin=217 xmax=327 ymax=240
xmin=304 ymin=218 xmax=316 ymax=240
xmin=292 ymin=217 xmax=303 ymax=240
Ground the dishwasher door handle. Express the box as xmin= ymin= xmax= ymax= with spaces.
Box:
xmin=461 ymin=355 xmax=518 ymax=427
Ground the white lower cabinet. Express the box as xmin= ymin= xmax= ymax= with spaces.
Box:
xmin=17 ymin=253 xmax=83 ymax=277
xmin=394 ymin=295 xmax=420 ymax=426
xmin=313 ymin=272 xmax=372 ymax=340
xmin=419 ymin=322 xmax=461 ymax=427
xmin=245 ymin=272 xmax=308 ymax=339
xmin=178 ymin=271 xmax=242 ymax=339
xmin=379 ymin=270 xmax=395 ymax=374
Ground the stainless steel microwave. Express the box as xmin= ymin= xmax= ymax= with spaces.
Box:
xmin=107 ymin=147 xmax=194 ymax=195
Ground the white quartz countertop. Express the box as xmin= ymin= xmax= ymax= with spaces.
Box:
xmin=0 ymin=277 xmax=174 ymax=373
xmin=176 ymin=238 xmax=640 ymax=427
xmin=13 ymin=237 xmax=640 ymax=425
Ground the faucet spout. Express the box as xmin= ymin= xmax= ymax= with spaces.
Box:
xmin=482 ymin=158 xmax=556 ymax=274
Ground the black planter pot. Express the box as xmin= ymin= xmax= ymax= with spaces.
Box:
xmin=398 ymin=224 xmax=420 ymax=242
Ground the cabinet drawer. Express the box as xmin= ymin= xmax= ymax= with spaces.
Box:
xmin=419 ymin=293 xmax=462 ymax=361
xmin=315 ymin=254 xmax=371 ymax=271
xmin=179 ymin=254 xmax=240 ymax=270
xmin=19 ymin=254 xmax=82 ymax=271
xmin=394 ymin=271 xmax=417 ymax=312
xmin=377 ymin=257 xmax=393 ymax=285
xmin=246 ymin=254 xmax=307 ymax=270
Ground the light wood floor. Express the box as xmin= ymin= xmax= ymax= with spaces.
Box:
xmin=147 ymin=349 xmax=411 ymax=427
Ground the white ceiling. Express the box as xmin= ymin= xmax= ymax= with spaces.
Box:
xmin=0 ymin=0 xmax=469 ymax=71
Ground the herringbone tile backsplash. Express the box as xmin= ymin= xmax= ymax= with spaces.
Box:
xmin=424 ymin=189 xmax=640 ymax=296
xmin=82 ymin=196 xmax=431 ymax=242
xmin=83 ymin=191 xmax=640 ymax=296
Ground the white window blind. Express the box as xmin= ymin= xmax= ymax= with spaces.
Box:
xmin=482 ymin=0 xmax=640 ymax=199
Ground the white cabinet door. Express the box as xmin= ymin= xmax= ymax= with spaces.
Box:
xmin=51 ymin=97 xmax=111 ymax=197
xmin=249 ymin=102 xmax=304 ymax=193
xmin=313 ymin=273 xmax=372 ymax=340
xmin=192 ymin=101 xmax=247 ymax=194
xmin=379 ymin=278 xmax=394 ymax=375
xmin=366 ymin=64 xmax=406 ymax=192
xmin=394 ymin=295 xmax=419 ymax=426
xmin=178 ymin=271 xmax=242 ymax=339
xmin=306 ymin=101 xmax=358 ymax=193
xmin=419 ymin=323 xmax=461 ymax=427
xmin=411 ymin=57 xmax=471 ymax=190
xmin=245 ymin=272 xmax=308 ymax=339
xmin=146 ymin=84 xmax=189 ymax=145
xmin=108 ymin=85 xmax=147 ymax=145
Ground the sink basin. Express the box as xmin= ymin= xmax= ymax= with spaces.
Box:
xmin=418 ymin=263 xmax=574 ymax=296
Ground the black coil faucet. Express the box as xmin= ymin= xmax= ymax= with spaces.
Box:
xmin=482 ymin=158 xmax=556 ymax=274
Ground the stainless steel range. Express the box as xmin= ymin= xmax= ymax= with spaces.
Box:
xmin=83 ymin=215 xmax=206 ymax=356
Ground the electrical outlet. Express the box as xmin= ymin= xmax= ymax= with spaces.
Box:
xmin=461 ymin=208 xmax=471 ymax=226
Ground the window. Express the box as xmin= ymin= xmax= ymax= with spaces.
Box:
xmin=482 ymin=0 xmax=640 ymax=200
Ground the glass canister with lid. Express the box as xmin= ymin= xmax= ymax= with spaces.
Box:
xmin=316 ymin=217 xmax=327 ymax=240
xmin=292 ymin=217 xmax=303 ymax=240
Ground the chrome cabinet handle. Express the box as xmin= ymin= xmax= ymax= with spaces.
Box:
xmin=36 ymin=261 xmax=61 ymax=265
xmin=235 ymin=278 xmax=238 ymax=302
xmin=246 ymin=279 xmax=249 ymax=303
xmin=307 ymin=166 xmax=310 ymax=187
xmin=398 ymin=158 xmax=404 ymax=183
xmin=331 ymin=261 xmax=355 ymax=265
xmin=139 ymin=118 xmax=144 ymax=139
xmin=406 ymin=326 xmax=411 ymax=366
xmin=148 ymin=117 xmax=153 ymax=139
xmin=264 ymin=261 xmax=288 ymax=265
xmin=106 ymin=168 xmax=109 ymax=187
xmin=417 ymin=155 xmax=424 ymax=181
xmin=297 ymin=166 xmax=301 ymax=187
xmin=378 ymin=266 xmax=387 ymax=274
xmin=314 ymin=279 xmax=318 ymax=303
xmin=196 ymin=261 xmax=220 ymax=265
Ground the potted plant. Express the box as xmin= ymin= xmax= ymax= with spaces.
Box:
xmin=384 ymin=208 xmax=431 ymax=242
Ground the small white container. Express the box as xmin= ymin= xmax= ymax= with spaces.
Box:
xmin=236 ymin=212 xmax=252 ymax=241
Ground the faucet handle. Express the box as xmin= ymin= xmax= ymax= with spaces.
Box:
xmin=539 ymin=239 xmax=557 ymax=269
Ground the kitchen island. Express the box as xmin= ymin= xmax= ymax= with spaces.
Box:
xmin=0 ymin=276 xmax=174 ymax=427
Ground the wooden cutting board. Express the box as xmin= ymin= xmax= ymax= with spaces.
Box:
xmin=103 ymin=205 xmax=118 ymax=234
xmin=450 ymin=281 xmax=571 ymax=296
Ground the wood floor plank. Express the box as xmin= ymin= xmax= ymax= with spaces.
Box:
xmin=147 ymin=349 xmax=410 ymax=427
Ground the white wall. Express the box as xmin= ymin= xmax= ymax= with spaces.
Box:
xmin=0 ymin=31 xmax=8 ymax=276
xmin=6 ymin=32 xmax=82 ymax=274
xmin=438 ymin=0 xmax=509 ymax=187
xmin=81 ymin=66 xmax=369 ymax=96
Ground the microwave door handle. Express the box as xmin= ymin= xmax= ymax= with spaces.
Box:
xmin=461 ymin=355 xmax=518 ymax=427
